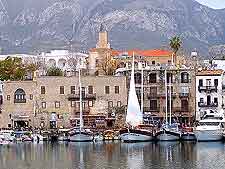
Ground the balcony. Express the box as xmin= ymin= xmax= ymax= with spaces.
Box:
xmin=179 ymin=93 xmax=190 ymax=98
xmin=198 ymin=86 xmax=217 ymax=93
xmin=67 ymin=93 xmax=96 ymax=101
xmin=198 ymin=102 xmax=218 ymax=107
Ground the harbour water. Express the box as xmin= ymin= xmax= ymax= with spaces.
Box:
xmin=1 ymin=141 xmax=225 ymax=169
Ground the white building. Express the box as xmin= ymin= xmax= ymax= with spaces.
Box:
xmin=196 ymin=69 xmax=224 ymax=120
xmin=0 ymin=50 xmax=89 ymax=76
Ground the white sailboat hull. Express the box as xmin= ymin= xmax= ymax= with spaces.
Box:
xmin=120 ymin=129 xmax=153 ymax=142
xmin=69 ymin=133 xmax=93 ymax=142
xmin=120 ymin=133 xmax=153 ymax=142
xmin=194 ymin=130 xmax=223 ymax=141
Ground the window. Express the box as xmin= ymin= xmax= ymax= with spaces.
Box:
xmin=30 ymin=94 xmax=33 ymax=100
xmin=167 ymin=73 xmax=173 ymax=83
xmin=60 ymin=86 xmax=64 ymax=94
xmin=152 ymin=61 xmax=155 ymax=65
xmin=199 ymin=79 xmax=203 ymax=86
xmin=150 ymin=100 xmax=158 ymax=111
xmin=42 ymin=102 xmax=46 ymax=109
xmin=14 ymin=88 xmax=26 ymax=103
xmin=108 ymin=101 xmax=113 ymax=108
xmin=41 ymin=86 xmax=45 ymax=94
xmin=115 ymin=86 xmax=120 ymax=94
xmin=168 ymin=60 xmax=172 ymax=64
xmin=105 ymin=86 xmax=110 ymax=94
xmin=88 ymin=100 xmax=93 ymax=107
xmin=7 ymin=95 xmax=10 ymax=101
xmin=214 ymin=98 xmax=218 ymax=103
xmin=55 ymin=101 xmax=60 ymax=108
xmin=150 ymin=87 xmax=157 ymax=96
xmin=206 ymin=79 xmax=211 ymax=86
xmin=181 ymin=100 xmax=189 ymax=111
xmin=71 ymin=86 xmax=76 ymax=94
xmin=71 ymin=101 xmax=75 ymax=107
xmin=88 ymin=86 xmax=93 ymax=94
xmin=117 ymin=101 xmax=121 ymax=107
xmin=134 ymin=73 xmax=142 ymax=84
xmin=181 ymin=72 xmax=189 ymax=83
xmin=200 ymin=98 xmax=204 ymax=103
xmin=149 ymin=73 xmax=157 ymax=83
xmin=214 ymin=79 xmax=218 ymax=86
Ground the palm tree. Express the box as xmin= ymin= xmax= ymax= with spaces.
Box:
xmin=169 ymin=36 xmax=182 ymax=65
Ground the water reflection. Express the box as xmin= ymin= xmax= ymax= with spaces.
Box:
xmin=0 ymin=142 xmax=225 ymax=169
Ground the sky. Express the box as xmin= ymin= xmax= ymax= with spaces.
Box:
xmin=195 ymin=0 xmax=225 ymax=9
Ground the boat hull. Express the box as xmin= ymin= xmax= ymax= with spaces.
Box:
xmin=156 ymin=130 xmax=180 ymax=141
xmin=194 ymin=130 xmax=223 ymax=141
xmin=181 ymin=133 xmax=196 ymax=141
xmin=69 ymin=132 xmax=93 ymax=142
xmin=120 ymin=129 xmax=153 ymax=142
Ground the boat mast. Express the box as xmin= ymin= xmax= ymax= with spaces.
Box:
xmin=169 ymin=73 xmax=172 ymax=125
xmin=165 ymin=69 xmax=168 ymax=124
xmin=141 ymin=65 xmax=144 ymax=115
xmin=79 ymin=62 xmax=83 ymax=130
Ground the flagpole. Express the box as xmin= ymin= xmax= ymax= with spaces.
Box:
xmin=165 ymin=69 xmax=168 ymax=124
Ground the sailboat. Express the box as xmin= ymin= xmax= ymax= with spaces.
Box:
xmin=69 ymin=67 xmax=93 ymax=142
xmin=155 ymin=69 xmax=181 ymax=141
xmin=119 ymin=55 xmax=154 ymax=142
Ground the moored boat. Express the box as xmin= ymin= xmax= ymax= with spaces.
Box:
xmin=181 ymin=127 xmax=196 ymax=141
xmin=58 ymin=129 xmax=70 ymax=141
xmin=68 ymin=66 xmax=93 ymax=142
xmin=155 ymin=123 xmax=181 ymax=141
xmin=194 ymin=109 xmax=224 ymax=141
xmin=119 ymin=54 xmax=153 ymax=142
xmin=120 ymin=126 xmax=153 ymax=142
xmin=69 ymin=128 xmax=93 ymax=142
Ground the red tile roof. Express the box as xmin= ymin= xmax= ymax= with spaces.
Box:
xmin=90 ymin=48 xmax=172 ymax=57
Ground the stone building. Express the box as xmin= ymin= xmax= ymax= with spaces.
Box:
xmin=116 ymin=60 xmax=196 ymax=124
xmin=0 ymin=76 xmax=127 ymax=129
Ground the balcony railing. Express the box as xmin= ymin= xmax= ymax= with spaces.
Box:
xmin=198 ymin=102 xmax=218 ymax=107
xmin=147 ymin=93 xmax=176 ymax=99
xmin=68 ymin=93 xmax=96 ymax=100
xmin=198 ymin=86 xmax=217 ymax=92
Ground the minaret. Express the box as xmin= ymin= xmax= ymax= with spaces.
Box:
xmin=96 ymin=24 xmax=110 ymax=49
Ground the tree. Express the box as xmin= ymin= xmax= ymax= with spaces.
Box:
xmin=169 ymin=36 xmax=182 ymax=64
xmin=0 ymin=57 xmax=31 ymax=81
xmin=98 ymin=51 xmax=118 ymax=75
xmin=47 ymin=67 xmax=63 ymax=76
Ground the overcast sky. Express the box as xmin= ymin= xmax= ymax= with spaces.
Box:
xmin=195 ymin=0 xmax=225 ymax=9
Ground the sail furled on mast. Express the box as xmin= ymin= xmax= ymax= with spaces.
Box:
xmin=126 ymin=55 xmax=143 ymax=127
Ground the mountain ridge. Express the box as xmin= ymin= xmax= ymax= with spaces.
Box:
xmin=0 ymin=0 xmax=224 ymax=56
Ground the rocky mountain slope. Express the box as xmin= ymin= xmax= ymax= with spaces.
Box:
xmin=0 ymin=0 xmax=224 ymax=56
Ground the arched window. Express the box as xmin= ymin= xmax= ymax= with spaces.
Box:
xmin=134 ymin=73 xmax=142 ymax=84
xmin=14 ymin=88 xmax=26 ymax=103
xmin=181 ymin=72 xmax=189 ymax=83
